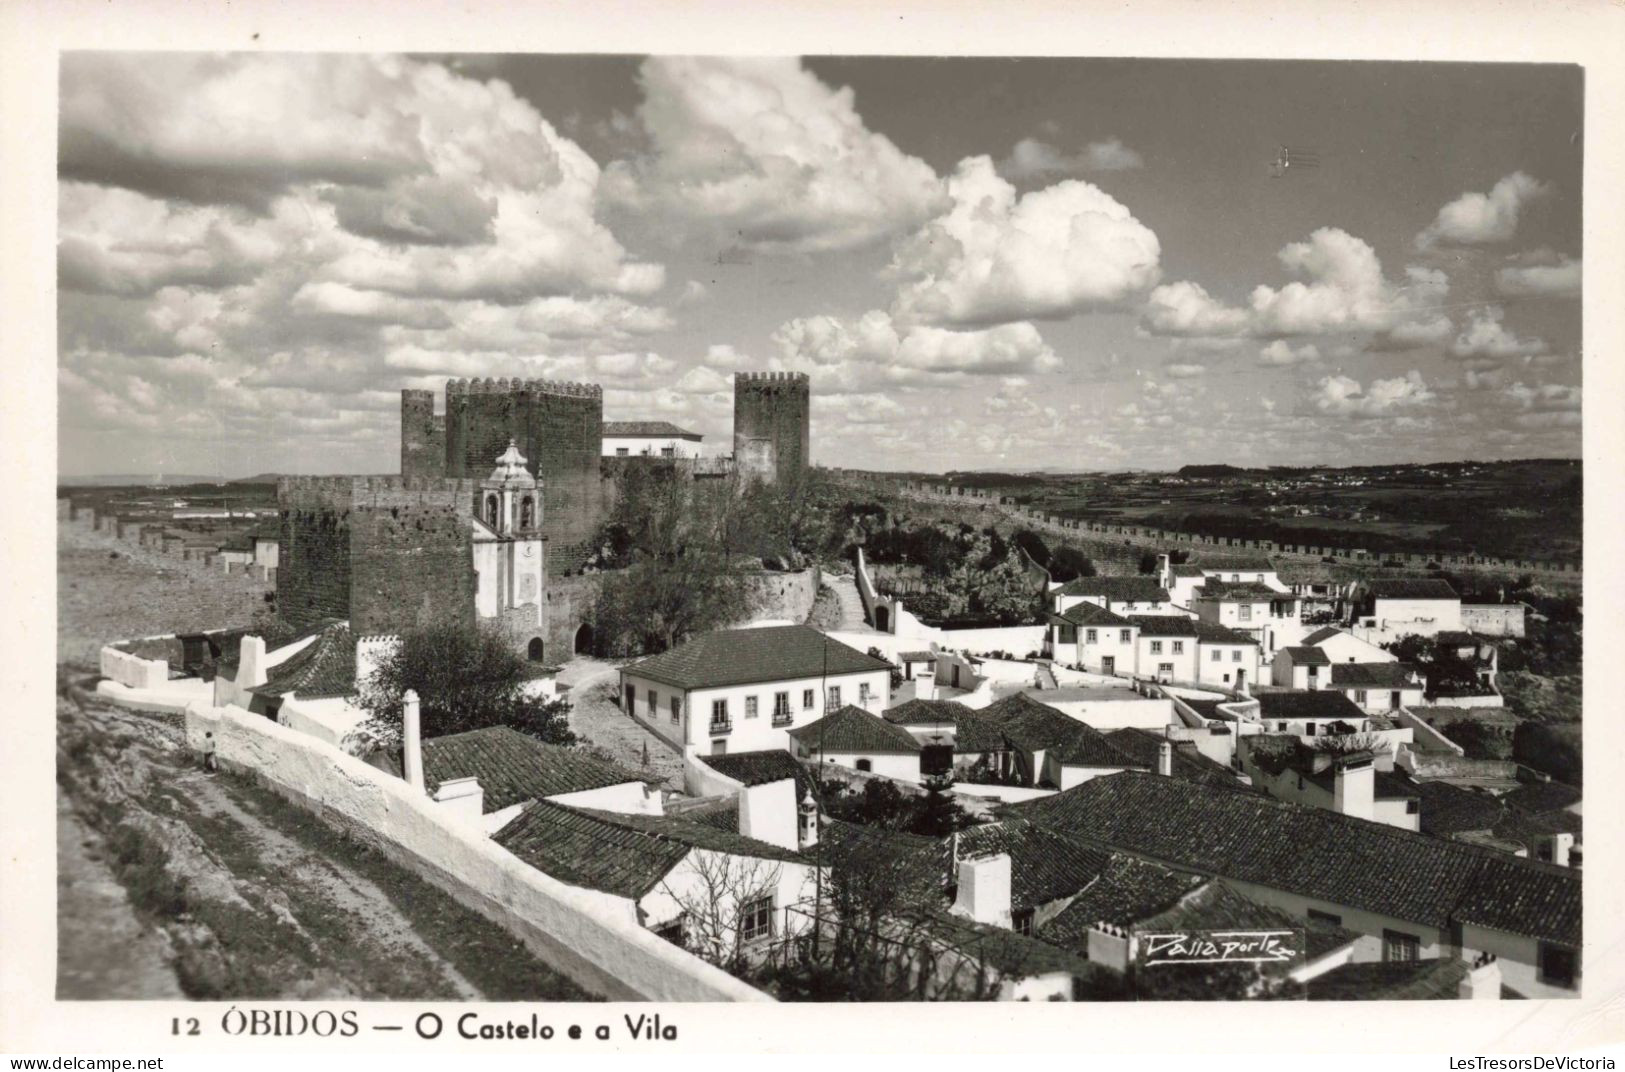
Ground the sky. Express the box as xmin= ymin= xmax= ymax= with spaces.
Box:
xmin=56 ymin=54 xmax=1583 ymax=478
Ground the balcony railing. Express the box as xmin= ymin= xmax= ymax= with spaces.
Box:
xmin=771 ymin=713 xmax=793 ymax=727
xmin=709 ymin=720 xmax=733 ymax=736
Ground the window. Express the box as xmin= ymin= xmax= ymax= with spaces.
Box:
xmin=1232 ymin=650 xmax=1242 ymax=662
xmin=1406 ymin=799 xmax=1420 ymax=814
xmin=1172 ymin=640 xmax=1185 ymax=655
xmin=660 ymin=446 xmax=675 ymax=457
xmin=1158 ymin=662 xmax=1174 ymax=677
xmin=1238 ymin=605 xmax=1253 ymax=622
xmin=1538 ymin=943 xmax=1578 ymax=988
xmin=1060 ymin=625 xmax=1077 ymax=643
xmin=802 ymin=688 xmax=815 ymax=710
xmin=647 ymin=689 xmax=659 ymax=716
xmin=1085 ymin=628 xmax=1098 ymax=644
xmin=1013 ymin=909 xmax=1035 ymax=937
xmin=652 ymin=915 xmax=686 ymax=947
xmin=827 ymin=685 xmax=842 ymax=707
xmin=711 ymin=699 xmax=729 ymax=726
xmin=671 ymin=696 xmax=681 ymax=724
xmin=615 ymin=447 xmax=629 ymax=457
xmin=1355 ymin=689 xmax=1368 ymax=705
xmin=859 ymin=682 xmax=872 ymax=704
xmin=855 ymin=759 xmax=872 ymax=772
xmin=1276 ymin=722 xmax=1288 ymax=732
xmin=773 ymin=692 xmax=791 ymax=720
xmin=1382 ymin=929 xmax=1421 ymax=963
xmin=745 ymin=696 xmax=759 ymax=719
xmin=739 ymin=895 xmax=775 ymax=943
xmin=1211 ymin=649 xmax=1222 ymax=662
xmin=624 ymin=684 xmax=635 ymax=710
xmin=1120 ymin=629 xmax=1132 ymax=644
xmin=1230 ymin=574 xmax=1240 ymax=582
xmin=1308 ymin=908 xmax=1343 ymax=927
xmin=1150 ymin=640 xmax=1164 ymax=655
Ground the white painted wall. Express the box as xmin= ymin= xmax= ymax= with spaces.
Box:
xmin=635 ymin=848 xmax=820 ymax=958
xmin=1136 ymin=636 xmax=1198 ymax=682
xmin=1370 ymin=597 xmax=1463 ymax=637
xmin=182 ymin=703 xmax=770 ymax=1001
xmin=801 ymin=749 xmax=920 ymax=783
xmin=622 ymin=667 xmax=891 ymax=755
xmin=99 ymin=645 xmax=170 ymax=689
xmin=1033 ymin=694 xmax=1171 ymax=730
xmin=1458 ymin=922 xmax=1576 ymax=1000
xmin=602 ymin=435 xmax=703 ymax=459
xmin=1194 ymin=642 xmax=1261 ymax=689
xmin=549 ymin=780 xmax=664 ymax=816
xmin=1309 ymin=631 xmax=1398 ymax=664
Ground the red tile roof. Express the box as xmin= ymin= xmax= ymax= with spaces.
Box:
xmin=623 ymin=624 xmax=892 ymax=691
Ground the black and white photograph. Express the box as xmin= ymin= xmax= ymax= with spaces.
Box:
xmin=3 ymin=0 xmax=1621 ymax=1058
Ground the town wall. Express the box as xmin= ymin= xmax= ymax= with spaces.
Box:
xmin=183 ymin=702 xmax=771 ymax=1001
xmin=276 ymin=478 xmax=355 ymax=631
xmin=349 ymin=477 xmax=478 ymax=637
xmin=824 ymin=471 xmax=1581 ymax=588
xmin=742 ymin=566 xmax=820 ymax=625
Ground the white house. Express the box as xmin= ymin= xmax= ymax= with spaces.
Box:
xmin=1045 ymin=602 xmax=1138 ymax=675
xmin=1158 ymin=551 xmax=1291 ymax=607
xmin=1356 ymin=579 xmax=1463 ymax=640
xmin=1301 ymin=625 xmax=1399 ymax=665
xmin=1328 ymin=662 xmax=1427 ymax=714
xmin=1130 ymin=616 xmax=1201 ymax=684
xmin=1238 ymin=737 xmax=1422 ymax=831
xmin=1191 ymin=580 xmax=1301 ymax=654
xmin=495 ymin=777 xmax=821 ymax=956
xmin=215 ymin=621 xmax=369 ymax=751
xmin=1272 ymin=645 xmax=1332 ymax=691
xmin=601 ymin=420 xmax=705 ymax=459
xmin=1050 ymin=575 xmax=1178 ymax=617
xmin=788 ymin=704 xmax=924 ymax=781
xmin=619 ymin=624 xmax=893 ymax=757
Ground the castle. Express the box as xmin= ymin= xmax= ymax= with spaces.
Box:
xmin=278 ymin=371 xmax=811 ymax=662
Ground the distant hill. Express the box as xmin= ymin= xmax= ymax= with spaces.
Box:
xmin=228 ymin=474 xmax=287 ymax=485
xmin=57 ymin=474 xmax=223 ymax=487
xmin=1176 ymin=464 xmax=1248 ymax=479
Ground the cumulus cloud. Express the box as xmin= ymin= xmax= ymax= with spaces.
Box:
xmin=1313 ymin=370 xmax=1436 ymax=418
xmin=998 ymin=136 xmax=1144 ymax=180
xmin=1165 ymin=363 xmax=1207 ymax=379
xmin=602 ymin=57 xmax=946 ymax=254
xmin=772 ymin=308 xmax=1058 ymax=389
xmin=888 ymin=155 xmax=1161 ymax=328
xmin=1416 ymin=171 xmax=1550 ymax=250
xmin=1495 ymin=250 xmax=1582 ymax=298
xmin=1142 ymin=229 xmax=1448 ymax=346
xmin=1451 ymin=305 xmax=1547 ymax=359
xmin=1257 ymin=340 xmax=1321 ymax=366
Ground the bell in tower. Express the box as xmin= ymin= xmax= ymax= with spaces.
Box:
xmin=480 ymin=438 xmax=541 ymax=536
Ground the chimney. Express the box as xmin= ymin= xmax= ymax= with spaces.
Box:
xmin=952 ymin=853 xmax=1012 ymax=928
xmin=431 ymin=776 xmax=485 ymax=829
xmin=403 ymin=689 xmax=425 ymax=792
xmin=797 ymin=786 xmax=819 ymax=849
xmin=238 ymin=635 xmax=268 ymax=689
xmin=738 ymin=778 xmax=799 ymax=851
xmin=1458 ymin=952 xmax=1502 ymax=1000
xmin=1547 ymin=832 xmax=1574 ymax=868
xmin=1156 ymin=739 xmax=1174 ymax=777
xmin=1332 ymin=752 xmax=1375 ymax=822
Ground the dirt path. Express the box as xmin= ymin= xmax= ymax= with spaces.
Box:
xmin=56 ymin=794 xmax=187 ymax=1000
xmin=57 ymin=695 xmax=594 ymax=1001
xmin=560 ymin=658 xmax=685 ymax=789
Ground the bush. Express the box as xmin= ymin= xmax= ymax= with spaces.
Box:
xmin=358 ymin=622 xmax=574 ymax=748
xmin=1513 ymin=721 xmax=1582 ymax=786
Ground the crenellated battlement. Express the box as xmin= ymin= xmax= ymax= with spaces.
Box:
xmin=445 ymin=377 xmax=603 ymax=398
xmin=735 ymin=371 xmax=810 ymax=389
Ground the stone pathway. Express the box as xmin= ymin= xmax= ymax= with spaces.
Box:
xmin=559 ymin=658 xmax=685 ymax=790
xmin=820 ymin=572 xmax=874 ymax=632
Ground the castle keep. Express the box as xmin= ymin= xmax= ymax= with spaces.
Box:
xmin=287 ymin=371 xmax=813 ymax=663
xmin=733 ymin=371 xmax=810 ymax=486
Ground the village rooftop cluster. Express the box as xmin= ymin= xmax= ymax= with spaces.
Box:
xmin=76 ymin=367 xmax=1582 ymax=1004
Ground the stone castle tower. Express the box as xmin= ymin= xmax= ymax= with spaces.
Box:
xmin=401 ymin=378 xmax=604 ymax=572
xmin=733 ymin=371 xmax=810 ymax=485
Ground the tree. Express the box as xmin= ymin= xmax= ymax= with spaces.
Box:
xmin=357 ymin=622 xmax=574 ymax=749
xmin=1441 ymin=720 xmax=1512 ymax=760
xmin=659 ymin=853 xmax=783 ymax=975
xmin=1047 ymin=546 xmax=1096 ymax=583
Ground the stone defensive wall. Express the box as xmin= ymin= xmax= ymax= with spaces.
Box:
xmin=823 ymin=470 xmax=1581 ymax=587
xmin=58 ymin=499 xmax=277 ymax=582
xmin=183 ymin=702 xmax=770 ymax=1001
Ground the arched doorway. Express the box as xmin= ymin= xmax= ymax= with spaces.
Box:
xmin=527 ymin=637 xmax=545 ymax=662
xmin=874 ymin=605 xmax=890 ymax=632
xmin=574 ymin=623 xmax=594 ymax=655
